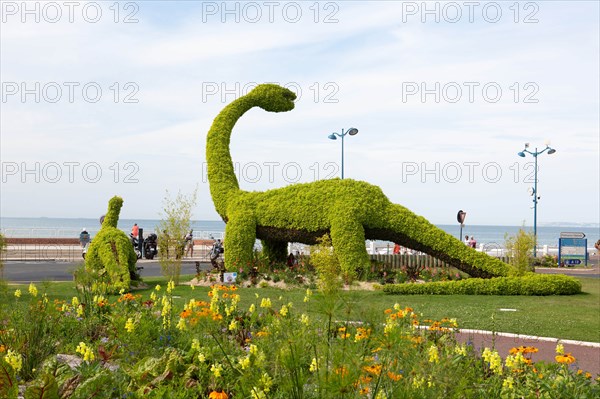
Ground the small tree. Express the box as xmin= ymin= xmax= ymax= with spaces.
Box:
xmin=157 ymin=188 xmax=198 ymax=285
xmin=504 ymin=227 xmax=536 ymax=276
xmin=310 ymin=234 xmax=342 ymax=295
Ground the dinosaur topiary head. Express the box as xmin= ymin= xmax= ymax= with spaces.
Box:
xmin=248 ymin=84 xmax=296 ymax=112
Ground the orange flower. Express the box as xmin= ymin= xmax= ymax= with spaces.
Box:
xmin=359 ymin=387 xmax=369 ymax=395
xmin=387 ymin=371 xmax=403 ymax=381
xmin=208 ymin=389 xmax=228 ymax=399
xmin=363 ymin=364 xmax=382 ymax=375
xmin=180 ymin=309 xmax=192 ymax=319
xmin=510 ymin=346 xmax=539 ymax=355
xmin=384 ymin=308 xmax=393 ymax=314
xmin=555 ymin=353 xmax=576 ymax=364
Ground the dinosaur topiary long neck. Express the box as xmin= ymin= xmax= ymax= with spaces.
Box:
xmin=206 ymin=84 xmax=296 ymax=220
xmin=102 ymin=196 xmax=123 ymax=229
xmin=206 ymin=97 xmax=254 ymax=219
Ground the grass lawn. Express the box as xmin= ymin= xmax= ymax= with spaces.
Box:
xmin=5 ymin=276 xmax=599 ymax=343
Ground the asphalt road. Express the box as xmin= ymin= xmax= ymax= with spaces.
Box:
xmin=1 ymin=260 xmax=213 ymax=283
xmin=2 ymin=261 xmax=597 ymax=283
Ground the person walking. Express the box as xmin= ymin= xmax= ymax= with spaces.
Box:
xmin=470 ymin=236 xmax=477 ymax=249
xmin=79 ymin=228 xmax=90 ymax=248
xmin=185 ymin=229 xmax=194 ymax=258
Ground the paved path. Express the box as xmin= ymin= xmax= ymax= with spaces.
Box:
xmin=454 ymin=330 xmax=600 ymax=377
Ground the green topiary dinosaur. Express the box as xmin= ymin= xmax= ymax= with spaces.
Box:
xmin=85 ymin=196 xmax=138 ymax=292
xmin=206 ymin=84 xmax=513 ymax=279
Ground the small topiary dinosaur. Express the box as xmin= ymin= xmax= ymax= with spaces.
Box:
xmin=85 ymin=196 xmax=138 ymax=292
xmin=206 ymin=84 xmax=513 ymax=279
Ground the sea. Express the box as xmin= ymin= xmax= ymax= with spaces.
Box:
xmin=1 ymin=217 xmax=598 ymax=249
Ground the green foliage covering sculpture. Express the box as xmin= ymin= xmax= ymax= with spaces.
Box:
xmin=84 ymin=196 xmax=139 ymax=293
xmin=205 ymin=84 xmax=579 ymax=293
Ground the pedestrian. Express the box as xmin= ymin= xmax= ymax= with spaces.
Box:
xmin=79 ymin=228 xmax=90 ymax=248
xmin=185 ymin=229 xmax=194 ymax=258
xmin=287 ymin=252 xmax=296 ymax=268
xmin=131 ymin=223 xmax=139 ymax=237
xmin=470 ymin=236 xmax=477 ymax=249
xmin=393 ymin=243 xmax=401 ymax=254
xmin=464 ymin=235 xmax=470 ymax=245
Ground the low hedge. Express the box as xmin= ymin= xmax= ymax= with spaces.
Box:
xmin=382 ymin=274 xmax=582 ymax=296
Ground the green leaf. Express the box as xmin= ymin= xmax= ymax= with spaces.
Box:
xmin=25 ymin=373 xmax=59 ymax=399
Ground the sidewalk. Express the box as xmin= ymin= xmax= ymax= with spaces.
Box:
xmin=454 ymin=329 xmax=600 ymax=376
xmin=1 ymin=243 xmax=214 ymax=262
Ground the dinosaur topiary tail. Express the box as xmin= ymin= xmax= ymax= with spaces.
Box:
xmin=368 ymin=203 xmax=514 ymax=278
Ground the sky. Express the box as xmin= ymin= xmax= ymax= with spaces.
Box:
xmin=1 ymin=0 xmax=598 ymax=227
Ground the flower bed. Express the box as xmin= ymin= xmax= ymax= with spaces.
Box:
xmin=1 ymin=282 xmax=597 ymax=398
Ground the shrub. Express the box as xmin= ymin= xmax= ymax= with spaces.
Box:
xmin=505 ymin=228 xmax=536 ymax=275
xmin=309 ymin=234 xmax=343 ymax=294
xmin=382 ymin=274 xmax=582 ymax=296
xmin=157 ymin=188 xmax=198 ymax=285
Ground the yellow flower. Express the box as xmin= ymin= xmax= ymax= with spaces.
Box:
xmin=428 ymin=344 xmax=440 ymax=364
xmin=482 ymin=348 xmax=503 ymax=375
xmin=250 ymin=388 xmax=267 ymax=399
xmin=198 ymin=353 xmax=206 ymax=362
xmin=502 ymin=376 xmax=514 ymax=390
xmin=228 ymin=319 xmax=238 ymax=331
xmin=176 ymin=317 xmax=187 ymax=331
xmin=211 ymin=363 xmax=223 ymax=378
xmin=303 ymin=288 xmax=312 ymax=302
xmin=454 ymin=344 xmax=467 ymax=356
xmin=260 ymin=297 xmax=272 ymax=309
xmin=166 ymin=280 xmax=175 ymax=294
xmin=260 ymin=372 xmax=273 ymax=392
xmin=249 ymin=344 xmax=258 ymax=355
xmin=191 ymin=339 xmax=201 ymax=351
xmin=155 ymin=284 xmax=161 ymax=291
xmin=555 ymin=343 xmax=565 ymax=355
xmin=309 ymin=357 xmax=318 ymax=372
xmin=76 ymin=304 xmax=84 ymax=317
xmin=239 ymin=356 xmax=251 ymax=370
xmin=75 ymin=342 xmax=95 ymax=362
xmin=28 ymin=282 xmax=38 ymax=297
xmin=4 ymin=349 xmax=22 ymax=372
xmin=300 ymin=314 xmax=309 ymax=326
xmin=125 ymin=318 xmax=135 ymax=333
xmin=279 ymin=304 xmax=288 ymax=317
xmin=14 ymin=289 xmax=22 ymax=298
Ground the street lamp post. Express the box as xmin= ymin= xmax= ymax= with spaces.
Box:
xmin=517 ymin=143 xmax=556 ymax=257
xmin=328 ymin=127 xmax=358 ymax=179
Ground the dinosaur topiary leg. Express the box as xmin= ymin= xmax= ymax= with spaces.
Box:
xmin=371 ymin=203 xmax=514 ymax=278
xmin=224 ymin=214 xmax=257 ymax=271
xmin=261 ymin=239 xmax=288 ymax=264
xmin=330 ymin=216 xmax=371 ymax=282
